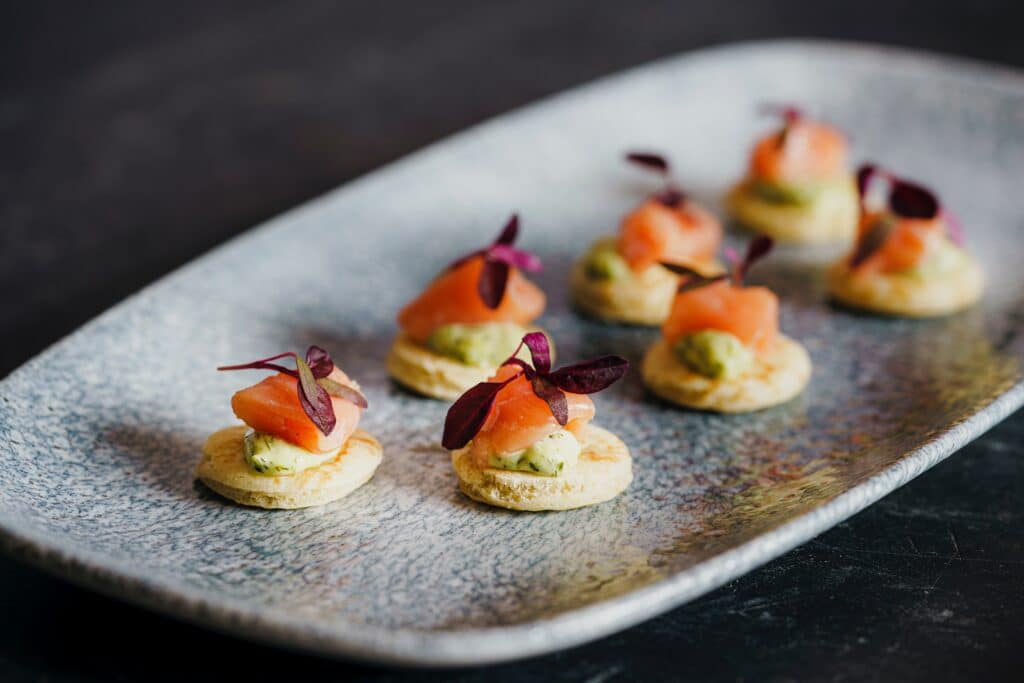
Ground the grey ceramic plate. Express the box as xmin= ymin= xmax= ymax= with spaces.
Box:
xmin=1 ymin=40 xmax=1022 ymax=667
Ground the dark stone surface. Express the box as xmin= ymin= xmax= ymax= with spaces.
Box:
xmin=1 ymin=2 xmax=1021 ymax=680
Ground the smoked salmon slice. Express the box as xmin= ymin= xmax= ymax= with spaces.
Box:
xmin=617 ymin=199 xmax=721 ymax=272
xmin=662 ymin=280 xmax=779 ymax=354
xmin=854 ymin=213 xmax=945 ymax=274
xmin=231 ymin=368 xmax=362 ymax=453
xmin=469 ymin=365 xmax=595 ymax=462
xmin=750 ymin=120 xmax=847 ymax=184
xmin=398 ymin=255 xmax=546 ymax=344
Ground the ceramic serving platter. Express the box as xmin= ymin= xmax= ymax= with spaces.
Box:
xmin=1 ymin=40 xmax=1022 ymax=666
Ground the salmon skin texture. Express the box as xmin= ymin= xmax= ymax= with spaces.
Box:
xmin=398 ymin=255 xmax=546 ymax=344
xmin=662 ymin=280 xmax=779 ymax=354
xmin=230 ymin=368 xmax=363 ymax=453
xmin=617 ymin=199 xmax=721 ymax=272
xmin=469 ymin=365 xmax=595 ymax=465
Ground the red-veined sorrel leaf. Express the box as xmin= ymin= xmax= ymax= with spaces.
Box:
xmin=890 ymin=179 xmax=939 ymax=220
xmin=489 ymin=244 xmax=542 ymax=272
xmin=531 ymin=375 xmax=568 ymax=426
xmin=735 ymin=236 xmax=774 ymax=284
xmin=447 ymin=213 xmax=542 ymax=308
xmin=626 ymin=151 xmax=670 ymax=175
xmin=442 ymin=375 xmax=519 ymax=450
xmin=217 ymin=351 xmax=298 ymax=376
xmin=760 ymin=103 xmax=804 ymax=124
xmin=521 ymin=331 xmax=552 ymax=374
xmin=547 ymin=355 xmax=630 ymax=394
xmin=442 ymin=333 xmax=629 ymax=449
xmin=317 ymin=377 xmax=369 ymax=409
xmin=856 ymin=163 xmax=942 ymax=221
xmin=660 ymin=262 xmax=728 ymax=294
xmin=477 ymin=258 xmax=510 ymax=309
xmin=653 ymin=186 xmax=686 ymax=208
xmin=305 ymin=345 xmax=334 ymax=379
xmin=495 ymin=213 xmax=519 ymax=245
xmin=294 ymin=355 xmax=337 ymax=436
xmin=856 ymin=164 xmax=881 ymax=198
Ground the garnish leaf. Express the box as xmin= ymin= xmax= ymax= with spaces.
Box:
xmin=317 ymin=377 xmax=369 ymax=409
xmin=441 ymin=334 xmax=629 ymax=450
xmin=216 ymin=351 xmax=297 ymax=376
xmin=735 ymin=236 xmax=774 ymax=284
xmin=531 ymin=375 xmax=568 ymax=426
xmin=760 ymin=104 xmax=804 ymax=148
xmin=659 ymin=261 xmax=728 ymax=294
xmin=626 ymin=151 xmax=669 ymax=175
xmin=547 ymin=356 xmax=630 ymax=395
xmin=521 ymin=331 xmax=552 ymax=374
xmin=890 ymin=180 xmax=939 ymax=220
xmin=653 ymin=186 xmax=686 ymax=208
xmin=489 ymin=244 xmax=542 ymax=272
xmin=495 ymin=213 xmax=519 ymax=245
xmin=442 ymin=376 xmax=517 ymax=450
xmin=760 ymin=103 xmax=804 ymax=124
xmin=305 ymin=345 xmax=334 ymax=379
xmin=626 ymin=151 xmax=687 ymax=207
xmin=295 ymin=355 xmax=337 ymax=436
xmin=850 ymin=219 xmax=893 ymax=268
xmin=448 ymin=213 xmax=542 ymax=308
xmin=856 ymin=162 xmax=940 ymax=220
xmin=856 ymin=164 xmax=880 ymax=197
xmin=477 ymin=259 xmax=509 ymax=309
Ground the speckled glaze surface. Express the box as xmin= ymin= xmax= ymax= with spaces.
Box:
xmin=1 ymin=41 xmax=1022 ymax=666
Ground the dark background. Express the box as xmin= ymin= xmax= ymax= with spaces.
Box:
xmin=2 ymin=1 xmax=1022 ymax=680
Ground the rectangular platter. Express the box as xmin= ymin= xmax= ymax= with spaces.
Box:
xmin=1 ymin=40 xmax=1022 ymax=666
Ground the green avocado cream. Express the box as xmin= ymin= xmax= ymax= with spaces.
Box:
xmin=673 ymin=329 xmax=754 ymax=379
xmin=749 ymin=179 xmax=825 ymax=206
xmin=243 ymin=431 xmax=336 ymax=476
xmin=904 ymin=239 xmax=967 ymax=279
xmin=426 ymin=322 xmax=530 ymax=367
xmin=583 ymin=240 xmax=630 ymax=281
xmin=487 ymin=429 xmax=581 ymax=477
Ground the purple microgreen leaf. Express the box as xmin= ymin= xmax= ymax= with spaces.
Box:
xmin=659 ymin=262 xmax=705 ymax=278
xmin=530 ymin=376 xmax=568 ymax=426
xmin=501 ymin=356 xmax=536 ymax=378
xmin=294 ymin=355 xmax=336 ymax=436
xmin=677 ymin=274 xmax=729 ymax=294
xmin=850 ymin=219 xmax=893 ymax=268
xmin=735 ymin=236 xmax=774 ymax=284
xmin=890 ymin=179 xmax=939 ymax=220
xmin=660 ymin=261 xmax=729 ymax=294
xmin=856 ymin=164 xmax=881 ymax=198
xmin=626 ymin=151 xmax=670 ymax=175
xmin=547 ymin=356 xmax=629 ymax=395
xmin=521 ymin=331 xmax=552 ymax=374
xmin=759 ymin=103 xmax=804 ymax=124
xmin=305 ymin=345 xmax=334 ymax=379
xmin=653 ymin=186 xmax=686 ymax=208
xmin=317 ymin=377 xmax=369 ymax=409
xmin=942 ymin=210 xmax=965 ymax=247
xmin=494 ymin=213 xmax=519 ymax=246
xmin=217 ymin=351 xmax=298 ymax=377
xmin=441 ymin=375 xmax=519 ymax=450
xmin=488 ymin=244 xmax=543 ymax=272
xmin=477 ymin=258 xmax=509 ymax=309
xmin=724 ymin=246 xmax=741 ymax=270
